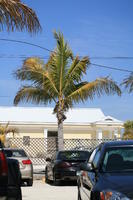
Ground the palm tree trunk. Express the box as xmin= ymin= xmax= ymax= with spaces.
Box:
xmin=57 ymin=105 xmax=66 ymax=150
xmin=58 ymin=119 xmax=64 ymax=151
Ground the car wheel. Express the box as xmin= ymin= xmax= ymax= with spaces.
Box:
xmin=53 ymin=172 xmax=60 ymax=186
xmin=17 ymin=187 xmax=22 ymax=200
xmin=78 ymin=187 xmax=82 ymax=200
xmin=27 ymin=179 xmax=33 ymax=186
xmin=45 ymin=168 xmax=49 ymax=183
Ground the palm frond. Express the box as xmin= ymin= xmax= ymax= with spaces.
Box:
xmin=0 ymin=0 xmax=41 ymax=33
xmin=66 ymin=56 xmax=90 ymax=82
xmin=14 ymin=86 xmax=55 ymax=105
xmin=63 ymin=56 xmax=90 ymax=93
xmin=6 ymin=127 xmax=18 ymax=134
xmin=14 ymin=57 xmax=59 ymax=96
xmin=47 ymin=31 xmax=73 ymax=92
xmin=67 ymin=77 xmax=121 ymax=103
xmin=0 ymin=123 xmax=18 ymax=135
xmin=122 ymin=73 xmax=133 ymax=93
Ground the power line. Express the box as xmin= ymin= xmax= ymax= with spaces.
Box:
xmin=1 ymin=38 xmax=133 ymax=59
xmin=1 ymin=54 xmax=133 ymax=60
xmin=0 ymin=38 xmax=54 ymax=53
xmin=90 ymin=56 xmax=133 ymax=59
xmin=0 ymin=38 xmax=133 ymax=73
xmin=91 ymin=63 xmax=133 ymax=73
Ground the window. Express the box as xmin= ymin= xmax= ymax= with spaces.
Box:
xmin=92 ymin=150 xmax=101 ymax=168
xmin=102 ymin=147 xmax=133 ymax=172
xmin=4 ymin=149 xmax=27 ymax=158
xmin=57 ymin=151 xmax=90 ymax=161
xmin=23 ymin=136 xmax=30 ymax=146
xmin=48 ymin=131 xmax=57 ymax=137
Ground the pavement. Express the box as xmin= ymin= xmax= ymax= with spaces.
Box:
xmin=22 ymin=180 xmax=77 ymax=200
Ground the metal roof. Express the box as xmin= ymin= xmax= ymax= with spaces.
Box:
xmin=94 ymin=116 xmax=123 ymax=125
xmin=0 ymin=106 xmax=122 ymax=125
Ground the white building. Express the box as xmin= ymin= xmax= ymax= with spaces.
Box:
xmin=0 ymin=106 xmax=123 ymax=140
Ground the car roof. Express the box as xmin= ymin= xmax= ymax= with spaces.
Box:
xmin=102 ymin=140 xmax=133 ymax=148
xmin=4 ymin=148 xmax=25 ymax=151
xmin=57 ymin=150 xmax=90 ymax=153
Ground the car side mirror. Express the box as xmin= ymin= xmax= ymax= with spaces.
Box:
xmin=79 ymin=162 xmax=94 ymax=172
xmin=46 ymin=157 xmax=51 ymax=162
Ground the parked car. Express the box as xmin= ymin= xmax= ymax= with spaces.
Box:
xmin=77 ymin=140 xmax=133 ymax=200
xmin=45 ymin=150 xmax=91 ymax=185
xmin=0 ymin=141 xmax=22 ymax=200
xmin=0 ymin=145 xmax=8 ymax=199
xmin=7 ymin=157 xmax=22 ymax=200
xmin=4 ymin=148 xmax=33 ymax=186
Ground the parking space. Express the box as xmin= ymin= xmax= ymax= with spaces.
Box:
xmin=22 ymin=180 xmax=77 ymax=200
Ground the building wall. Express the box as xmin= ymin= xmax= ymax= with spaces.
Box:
xmin=6 ymin=123 xmax=122 ymax=139
xmin=18 ymin=132 xmax=44 ymax=138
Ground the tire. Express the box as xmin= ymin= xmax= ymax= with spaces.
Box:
xmin=27 ymin=179 xmax=33 ymax=186
xmin=8 ymin=187 xmax=22 ymax=200
xmin=78 ymin=187 xmax=82 ymax=200
xmin=53 ymin=172 xmax=60 ymax=186
xmin=45 ymin=168 xmax=49 ymax=183
xmin=17 ymin=187 xmax=22 ymax=200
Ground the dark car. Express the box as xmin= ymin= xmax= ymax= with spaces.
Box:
xmin=45 ymin=150 xmax=91 ymax=185
xmin=0 ymin=141 xmax=22 ymax=200
xmin=0 ymin=147 xmax=8 ymax=199
xmin=7 ymin=158 xmax=22 ymax=200
xmin=77 ymin=140 xmax=133 ymax=200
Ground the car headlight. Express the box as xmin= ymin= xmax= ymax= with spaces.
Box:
xmin=100 ymin=190 xmax=130 ymax=200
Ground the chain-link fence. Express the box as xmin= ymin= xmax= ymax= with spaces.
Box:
xmin=8 ymin=137 xmax=119 ymax=165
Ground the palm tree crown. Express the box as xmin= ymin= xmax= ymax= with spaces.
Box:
xmin=122 ymin=73 xmax=133 ymax=93
xmin=0 ymin=122 xmax=18 ymax=146
xmin=14 ymin=31 xmax=121 ymax=150
xmin=0 ymin=0 xmax=41 ymax=33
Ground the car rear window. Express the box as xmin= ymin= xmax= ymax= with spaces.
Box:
xmin=57 ymin=151 xmax=90 ymax=161
xmin=5 ymin=149 xmax=27 ymax=158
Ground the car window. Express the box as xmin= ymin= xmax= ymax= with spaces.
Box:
xmin=102 ymin=147 xmax=133 ymax=172
xmin=5 ymin=149 xmax=27 ymax=158
xmin=92 ymin=150 xmax=101 ymax=168
xmin=57 ymin=151 xmax=90 ymax=161
xmin=89 ymin=149 xmax=97 ymax=163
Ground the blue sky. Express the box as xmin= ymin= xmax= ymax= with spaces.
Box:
xmin=0 ymin=0 xmax=133 ymax=121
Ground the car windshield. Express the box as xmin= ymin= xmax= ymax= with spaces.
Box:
xmin=102 ymin=147 xmax=133 ymax=172
xmin=57 ymin=151 xmax=90 ymax=161
xmin=5 ymin=149 xmax=27 ymax=158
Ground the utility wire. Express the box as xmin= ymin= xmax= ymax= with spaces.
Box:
xmin=0 ymin=38 xmax=54 ymax=53
xmin=0 ymin=38 xmax=133 ymax=73
xmin=91 ymin=63 xmax=133 ymax=73
xmin=0 ymin=54 xmax=133 ymax=60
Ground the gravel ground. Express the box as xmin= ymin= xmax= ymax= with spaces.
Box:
xmin=22 ymin=180 xmax=77 ymax=200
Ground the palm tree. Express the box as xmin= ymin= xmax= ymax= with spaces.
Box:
xmin=123 ymin=120 xmax=133 ymax=139
xmin=122 ymin=73 xmax=133 ymax=93
xmin=0 ymin=122 xmax=18 ymax=146
xmin=14 ymin=31 xmax=121 ymax=150
xmin=0 ymin=0 xmax=41 ymax=33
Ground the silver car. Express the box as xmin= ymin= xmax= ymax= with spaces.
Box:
xmin=4 ymin=148 xmax=33 ymax=186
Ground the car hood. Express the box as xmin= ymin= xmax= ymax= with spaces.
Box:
xmin=96 ymin=172 xmax=133 ymax=198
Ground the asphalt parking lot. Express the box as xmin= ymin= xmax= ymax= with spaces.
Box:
xmin=22 ymin=180 xmax=77 ymax=200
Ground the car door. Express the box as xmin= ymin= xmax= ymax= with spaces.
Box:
xmin=80 ymin=147 xmax=101 ymax=200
